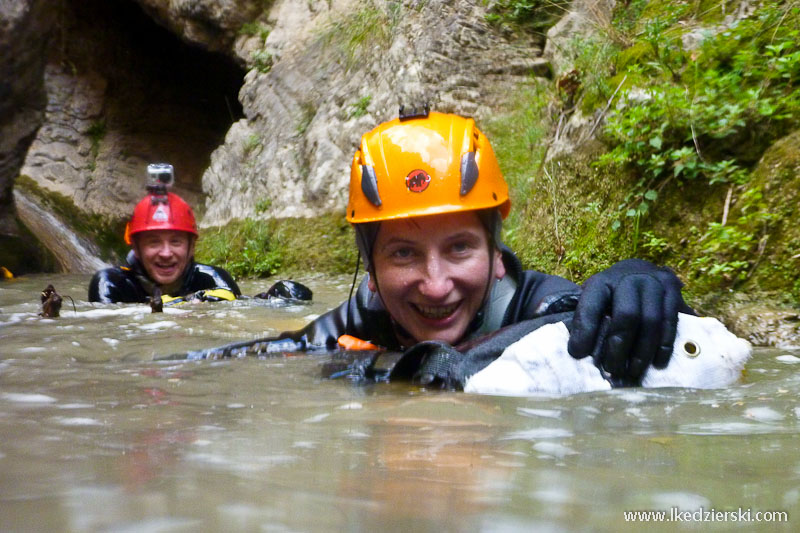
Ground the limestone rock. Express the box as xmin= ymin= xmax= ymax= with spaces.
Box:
xmin=133 ymin=0 xmax=263 ymax=55
xmin=202 ymin=0 xmax=546 ymax=226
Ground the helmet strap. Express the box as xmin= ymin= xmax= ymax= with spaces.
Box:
xmin=345 ymin=250 xmax=362 ymax=333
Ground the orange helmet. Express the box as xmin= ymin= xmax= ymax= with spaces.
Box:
xmin=124 ymin=192 xmax=198 ymax=245
xmin=347 ymin=111 xmax=510 ymax=224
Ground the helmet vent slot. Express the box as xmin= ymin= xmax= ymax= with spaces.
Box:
xmin=460 ymin=152 xmax=479 ymax=196
xmin=360 ymin=165 xmax=382 ymax=207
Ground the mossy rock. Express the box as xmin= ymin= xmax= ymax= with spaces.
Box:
xmin=743 ymin=129 xmax=800 ymax=298
xmin=14 ymin=176 xmax=128 ymax=265
xmin=195 ymin=213 xmax=357 ymax=279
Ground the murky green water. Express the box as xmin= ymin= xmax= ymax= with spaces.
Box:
xmin=1 ymin=274 xmax=798 ymax=532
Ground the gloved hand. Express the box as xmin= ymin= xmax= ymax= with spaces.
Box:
xmin=567 ymin=259 xmax=694 ymax=385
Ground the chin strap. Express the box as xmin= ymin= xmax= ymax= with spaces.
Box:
xmin=345 ymin=250 xmax=362 ymax=333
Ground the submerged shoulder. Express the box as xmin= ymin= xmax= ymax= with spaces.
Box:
xmin=88 ymin=266 xmax=142 ymax=303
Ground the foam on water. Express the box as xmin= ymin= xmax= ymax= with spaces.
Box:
xmin=2 ymin=392 xmax=57 ymax=403
xmin=744 ymin=406 xmax=785 ymax=422
xmin=19 ymin=346 xmax=47 ymax=353
xmin=677 ymin=422 xmax=782 ymax=435
xmin=303 ymin=413 xmax=330 ymax=423
xmin=532 ymin=441 xmax=578 ymax=459
xmin=52 ymin=416 xmax=104 ymax=426
xmin=136 ymin=321 xmax=179 ymax=331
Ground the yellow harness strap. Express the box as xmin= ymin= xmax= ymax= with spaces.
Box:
xmin=201 ymin=288 xmax=237 ymax=301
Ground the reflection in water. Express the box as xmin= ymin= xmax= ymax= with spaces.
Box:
xmin=0 ymin=274 xmax=799 ymax=531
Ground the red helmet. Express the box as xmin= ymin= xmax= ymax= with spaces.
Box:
xmin=124 ymin=192 xmax=198 ymax=245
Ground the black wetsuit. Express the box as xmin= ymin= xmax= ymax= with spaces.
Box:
xmin=280 ymin=246 xmax=579 ymax=350
xmin=88 ymin=254 xmax=241 ymax=303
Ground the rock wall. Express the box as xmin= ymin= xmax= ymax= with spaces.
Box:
xmin=201 ymin=0 xmax=550 ymax=225
xmin=0 ymin=0 xmax=54 ymax=271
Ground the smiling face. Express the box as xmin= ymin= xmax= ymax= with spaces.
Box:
xmin=368 ymin=211 xmax=505 ymax=345
xmin=133 ymin=230 xmax=194 ymax=290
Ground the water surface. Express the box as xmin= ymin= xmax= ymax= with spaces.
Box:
xmin=1 ymin=274 xmax=798 ymax=531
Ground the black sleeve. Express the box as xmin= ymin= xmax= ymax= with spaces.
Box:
xmin=88 ymin=268 xmax=148 ymax=303
xmin=277 ymin=276 xmax=400 ymax=350
xmin=185 ymin=264 xmax=242 ymax=297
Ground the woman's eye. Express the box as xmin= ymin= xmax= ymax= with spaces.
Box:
xmin=391 ymin=248 xmax=413 ymax=259
xmin=450 ymin=241 xmax=472 ymax=254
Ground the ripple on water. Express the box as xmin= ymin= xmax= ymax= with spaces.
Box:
xmin=677 ymin=421 xmax=785 ymax=435
xmin=517 ymin=408 xmax=563 ymax=420
xmin=503 ymin=428 xmax=574 ymax=441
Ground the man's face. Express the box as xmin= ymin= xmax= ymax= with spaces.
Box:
xmin=134 ymin=230 xmax=194 ymax=287
xmin=368 ymin=211 xmax=505 ymax=345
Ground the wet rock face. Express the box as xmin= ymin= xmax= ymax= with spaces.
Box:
xmin=201 ymin=0 xmax=548 ymax=225
xmin=0 ymin=0 xmax=53 ymax=237
xmin=0 ymin=0 xmax=54 ymax=273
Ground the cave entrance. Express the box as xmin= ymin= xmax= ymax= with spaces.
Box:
xmin=59 ymin=0 xmax=246 ymax=200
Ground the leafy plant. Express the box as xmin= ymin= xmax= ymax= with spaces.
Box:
xmin=349 ymin=95 xmax=371 ymax=119
xmin=594 ymin=1 xmax=799 ymax=247
xmin=244 ymin=133 xmax=262 ymax=155
xmin=251 ymin=49 xmax=273 ymax=73
xmin=484 ymin=0 xmax=570 ymax=32
xmin=317 ymin=1 xmax=396 ymax=70
xmin=239 ymin=21 xmax=271 ymax=41
xmin=255 ymin=197 xmax=272 ymax=214
xmin=86 ymin=119 xmax=106 ymax=168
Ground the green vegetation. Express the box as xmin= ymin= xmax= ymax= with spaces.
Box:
xmin=349 ymin=95 xmax=372 ymax=119
xmin=317 ymin=1 xmax=398 ymax=70
xmin=486 ymin=0 xmax=800 ymax=306
xmin=484 ymin=0 xmax=571 ymax=33
xmin=239 ymin=21 xmax=271 ymax=41
xmin=244 ymin=133 xmax=262 ymax=155
xmin=254 ymin=197 xmax=272 ymax=214
xmin=86 ymin=119 xmax=106 ymax=170
xmin=195 ymin=213 xmax=357 ymax=278
xmin=251 ymin=49 xmax=273 ymax=73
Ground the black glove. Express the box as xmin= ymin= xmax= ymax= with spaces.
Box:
xmin=567 ymin=259 xmax=694 ymax=385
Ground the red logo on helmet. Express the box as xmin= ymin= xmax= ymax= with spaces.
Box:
xmin=406 ymin=169 xmax=431 ymax=193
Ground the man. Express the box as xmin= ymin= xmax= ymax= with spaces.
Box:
xmin=280 ymin=110 xmax=693 ymax=384
xmin=89 ymin=167 xmax=240 ymax=304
